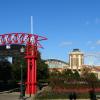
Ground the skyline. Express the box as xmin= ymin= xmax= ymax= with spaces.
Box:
xmin=0 ymin=0 xmax=100 ymax=65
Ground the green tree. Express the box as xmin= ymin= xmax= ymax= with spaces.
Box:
xmin=11 ymin=50 xmax=49 ymax=85
xmin=11 ymin=55 xmax=27 ymax=82
xmin=49 ymin=69 xmax=61 ymax=78
xmin=37 ymin=51 xmax=49 ymax=82
xmin=62 ymin=69 xmax=74 ymax=81
xmin=0 ymin=60 xmax=12 ymax=83
xmin=73 ymin=70 xmax=80 ymax=80
xmin=85 ymin=73 xmax=98 ymax=87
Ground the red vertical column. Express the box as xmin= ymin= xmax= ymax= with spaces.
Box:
xmin=25 ymin=34 xmax=47 ymax=95
xmin=26 ymin=59 xmax=31 ymax=94
xmin=29 ymin=60 xmax=32 ymax=94
xmin=31 ymin=45 xmax=37 ymax=94
xmin=25 ymin=43 xmax=33 ymax=94
xmin=34 ymin=46 xmax=37 ymax=94
xmin=31 ymin=58 xmax=35 ymax=94
xmin=34 ymin=59 xmax=37 ymax=93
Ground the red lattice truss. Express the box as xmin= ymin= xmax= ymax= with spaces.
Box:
xmin=0 ymin=32 xmax=47 ymax=48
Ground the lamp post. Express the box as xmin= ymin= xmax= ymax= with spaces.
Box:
xmin=20 ymin=46 xmax=25 ymax=99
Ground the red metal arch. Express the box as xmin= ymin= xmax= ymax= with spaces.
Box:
xmin=0 ymin=32 xmax=47 ymax=95
xmin=0 ymin=32 xmax=47 ymax=48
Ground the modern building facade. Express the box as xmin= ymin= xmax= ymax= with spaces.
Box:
xmin=69 ymin=49 xmax=84 ymax=71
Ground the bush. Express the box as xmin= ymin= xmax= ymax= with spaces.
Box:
xmin=35 ymin=89 xmax=93 ymax=99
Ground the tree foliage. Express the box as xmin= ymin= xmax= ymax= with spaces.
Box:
xmin=0 ymin=60 xmax=12 ymax=82
xmin=49 ymin=69 xmax=61 ymax=78
xmin=0 ymin=50 xmax=49 ymax=88
xmin=49 ymin=69 xmax=81 ymax=81
xmin=73 ymin=70 xmax=80 ymax=80
xmin=62 ymin=69 xmax=74 ymax=80
xmin=11 ymin=51 xmax=49 ymax=83
xmin=11 ymin=55 xmax=27 ymax=82
xmin=37 ymin=51 xmax=49 ymax=82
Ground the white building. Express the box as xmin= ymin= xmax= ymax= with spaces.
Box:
xmin=69 ymin=49 xmax=84 ymax=71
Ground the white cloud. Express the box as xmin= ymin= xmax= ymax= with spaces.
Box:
xmin=60 ymin=41 xmax=72 ymax=47
xmin=96 ymin=40 xmax=100 ymax=45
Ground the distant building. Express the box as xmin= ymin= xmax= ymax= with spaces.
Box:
xmin=0 ymin=44 xmax=25 ymax=63
xmin=45 ymin=59 xmax=69 ymax=72
xmin=45 ymin=49 xmax=84 ymax=72
xmin=69 ymin=49 xmax=84 ymax=71
xmin=90 ymin=66 xmax=100 ymax=79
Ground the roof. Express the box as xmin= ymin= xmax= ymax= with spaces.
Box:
xmin=45 ymin=59 xmax=68 ymax=65
xmin=82 ymin=65 xmax=100 ymax=71
xmin=70 ymin=49 xmax=84 ymax=55
xmin=93 ymin=66 xmax=100 ymax=71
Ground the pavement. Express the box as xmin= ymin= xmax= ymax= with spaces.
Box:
xmin=0 ymin=92 xmax=32 ymax=100
xmin=0 ymin=92 xmax=100 ymax=100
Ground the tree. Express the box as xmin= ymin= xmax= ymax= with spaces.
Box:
xmin=73 ymin=70 xmax=80 ymax=80
xmin=62 ymin=69 xmax=74 ymax=81
xmin=11 ymin=55 xmax=27 ymax=82
xmin=85 ymin=73 xmax=98 ymax=85
xmin=11 ymin=50 xmax=49 ymax=85
xmin=49 ymin=70 xmax=61 ymax=78
xmin=81 ymin=67 xmax=98 ymax=88
xmin=0 ymin=59 xmax=12 ymax=83
xmin=37 ymin=51 xmax=49 ymax=82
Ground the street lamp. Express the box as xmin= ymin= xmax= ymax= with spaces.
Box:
xmin=6 ymin=44 xmax=11 ymax=49
xmin=20 ymin=46 xmax=25 ymax=99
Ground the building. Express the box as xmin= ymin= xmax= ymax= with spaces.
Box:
xmin=90 ymin=66 xmax=100 ymax=79
xmin=45 ymin=49 xmax=84 ymax=72
xmin=45 ymin=59 xmax=69 ymax=72
xmin=69 ymin=49 xmax=84 ymax=71
xmin=0 ymin=44 xmax=25 ymax=63
xmin=44 ymin=49 xmax=100 ymax=80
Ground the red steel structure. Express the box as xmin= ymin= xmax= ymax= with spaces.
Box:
xmin=0 ymin=32 xmax=47 ymax=94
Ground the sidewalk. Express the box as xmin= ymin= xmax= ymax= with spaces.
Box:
xmin=0 ymin=92 xmax=100 ymax=100
xmin=0 ymin=92 xmax=32 ymax=100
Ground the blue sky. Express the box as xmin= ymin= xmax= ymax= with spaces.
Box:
xmin=0 ymin=0 xmax=100 ymax=65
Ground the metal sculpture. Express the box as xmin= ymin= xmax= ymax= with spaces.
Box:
xmin=0 ymin=32 xmax=47 ymax=94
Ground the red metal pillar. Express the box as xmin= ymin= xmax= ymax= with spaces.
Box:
xmin=31 ymin=45 xmax=37 ymax=94
xmin=26 ymin=59 xmax=31 ymax=94
xmin=34 ymin=59 xmax=37 ymax=93
xmin=31 ymin=45 xmax=35 ymax=94
xmin=25 ymin=34 xmax=47 ymax=95
xmin=31 ymin=57 xmax=35 ymax=94
xmin=25 ymin=42 xmax=37 ymax=94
